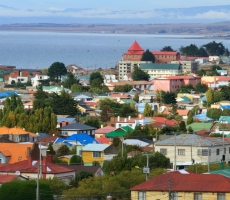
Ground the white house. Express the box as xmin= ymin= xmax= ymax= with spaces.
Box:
xmin=8 ymin=76 xmax=29 ymax=85
xmin=155 ymin=134 xmax=230 ymax=170
xmin=104 ymin=75 xmax=118 ymax=83
xmin=31 ymin=74 xmax=49 ymax=87
xmin=209 ymin=56 xmax=220 ymax=62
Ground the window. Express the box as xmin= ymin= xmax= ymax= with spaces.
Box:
xmin=138 ymin=192 xmax=146 ymax=200
xmin=160 ymin=148 xmax=167 ymax=155
xmin=171 ymin=192 xmax=178 ymax=200
xmin=93 ymin=151 xmax=101 ymax=158
xmin=194 ymin=193 xmax=202 ymax=200
xmin=178 ymin=149 xmax=185 ymax=156
xmin=217 ymin=193 xmax=226 ymax=200
xmin=224 ymin=148 xmax=226 ymax=154
xmin=217 ymin=149 xmax=220 ymax=155
xmin=197 ymin=149 xmax=211 ymax=156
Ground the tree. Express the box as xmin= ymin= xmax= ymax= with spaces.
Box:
xmin=71 ymin=83 xmax=82 ymax=92
xmin=203 ymin=41 xmax=226 ymax=56
xmin=195 ymin=82 xmax=208 ymax=93
xmin=47 ymin=143 xmax=56 ymax=155
xmin=0 ymin=179 xmax=53 ymax=200
xmin=178 ymin=84 xmax=194 ymax=93
xmin=213 ymin=90 xmax=224 ymax=103
xmin=50 ymin=90 xmax=78 ymax=116
xmin=84 ymin=116 xmax=100 ymax=128
xmin=206 ymin=88 xmax=213 ymax=106
xmin=133 ymin=92 xmax=139 ymax=103
xmin=161 ymin=91 xmax=176 ymax=104
xmin=207 ymin=108 xmax=223 ymax=120
xmin=70 ymin=155 xmax=83 ymax=165
xmin=48 ymin=62 xmax=67 ymax=82
xmin=114 ymin=84 xmax=132 ymax=92
xmin=57 ymin=145 xmax=70 ymax=156
xmin=178 ymin=121 xmax=187 ymax=133
xmin=63 ymin=72 xmax=78 ymax=89
xmin=44 ymin=177 xmax=68 ymax=196
xmin=180 ymin=44 xmax=208 ymax=56
xmin=187 ymin=126 xmax=194 ymax=133
xmin=100 ymin=105 xmax=112 ymax=122
xmin=131 ymin=66 xmax=150 ymax=81
xmin=143 ymin=103 xmax=153 ymax=117
xmin=161 ymin=46 xmax=174 ymax=51
xmin=118 ymin=104 xmax=137 ymax=118
xmin=141 ymin=49 xmax=155 ymax=63
xmin=197 ymin=69 xmax=206 ymax=76
xmin=89 ymin=71 xmax=103 ymax=85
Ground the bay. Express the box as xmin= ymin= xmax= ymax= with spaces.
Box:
xmin=0 ymin=31 xmax=230 ymax=70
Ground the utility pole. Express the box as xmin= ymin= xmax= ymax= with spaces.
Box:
xmin=36 ymin=143 xmax=42 ymax=200
xmin=208 ymin=146 xmax=210 ymax=173
xmin=174 ymin=132 xmax=177 ymax=171
xmin=142 ymin=153 xmax=150 ymax=181
xmin=168 ymin=178 xmax=171 ymax=200
xmin=121 ymin=137 xmax=124 ymax=158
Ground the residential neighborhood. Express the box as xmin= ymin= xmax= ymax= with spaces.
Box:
xmin=1 ymin=39 xmax=230 ymax=199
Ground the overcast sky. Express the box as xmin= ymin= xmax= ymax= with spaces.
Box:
xmin=1 ymin=0 xmax=230 ymax=23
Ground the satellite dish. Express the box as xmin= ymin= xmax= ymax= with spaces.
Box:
xmin=15 ymin=171 xmax=20 ymax=175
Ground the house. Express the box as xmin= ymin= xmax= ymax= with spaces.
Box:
xmin=59 ymin=123 xmax=97 ymax=137
xmin=74 ymin=95 xmax=93 ymax=102
xmin=106 ymin=126 xmax=134 ymax=138
xmin=186 ymin=122 xmax=213 ymax=132
xmin=0 ymin=143 xmax=33 ymax=164
xmin=152 ymin=117 xmax=179 ymax=127
xmin=154 ymin=134 xmax=230 ymax=170
xmin=38 ymin=135 xmax=59 ymax=146
xmin=95 ymin=126 xmax=116 ymax=138
xmin=104 ymin=75 xmax=118 ymax=83
xmin=123 ymin=139 xmax=150 ymax=147
xmin=138 ymin=92 xmax=156 ymax=103
xmin=66 ymin=64 xmax=87 ymax=76
xmin=151 ymin=51 xmax=180 ymax=63
xmin=136 ymin=103 xmax=159 ymax=113
xmin=23 ymin=101 xmax=33 ymax=110
xmin=31 ymin=74 xmax=49 ymax=87
xmin=119 ymin=99 xmax=137 ymax=105
xmin=162 ymin=108 xmax=190 ymax=120
xmin=139 ymin=63 xmax=182 ymax=78
xmin=154 ymin=75 xmax=201 ymax=92
xmin=0 ymin=174 xmax=28 ymax=186
xmin=209 ymin=56 xmax=220 ymax=62
xmin=81 ymin=144 xmax=118 ymax=166
xmin=42 ymin=86 xmax=70 ymax=94
xmin=202 ymin=76 xmax=230 ymax=88
xmin=0 ymin=126 xmax=38 ymax=143
xmin=0 ymin=143 xmax=75 ymax=184
xmin=122 ymin=41 xmax=144 ymax=62
xmin=95 ymin=137 xmax=111 ymax=144
xmin=109 ymin=93 xmax=131 ymax=101
xmin=130 ymin=171 xmax=230 ymax=200
xmin=57 ymin=117 xmax=76 ymax=129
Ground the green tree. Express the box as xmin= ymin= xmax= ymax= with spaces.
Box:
xmin=71 ymin=83 xmax=82 ymax=92
xmin=206 ymin=88 xmax=214 ymax=106
xmin=161 ymin=91 xmax=176 ymax=104
xmin=178 ymin=121 xmax=187 ymax=133
xmin=213 ymin=90 xmax=224 ymax=103
xmin=84 ymin=116 xmax=100 ymax=128
xmin=44 ymin=177 xmax=68 ymax=196
xmin=57 ymin=145 xmax=70 ymax=156
xmin=178 ymin=84 xmax=194 ymax=93
xmin=187 ymin=126 xmax=194 ymax=133
xmin=50 ymin=90 xmax=78 ymax=116
xmin=131 ymin=66 xmax=150 ymax=81
xmin=143 ymin=103 xmax=153 ymax=117
xmin=133 ymin=92 xmax=139 ymax=103
xmin=161 ymin=46 xmax=174 ymax=51
xmin=47 ymin=143 xmax=56 ymax=155
xmin=0 ymin=179 xmax=53 ymax=200
xmin=180 ymin=44 xmax=208 ymax=56
xmin=195 ymin=82 xmax=208 ymax=93
xmin=100 ymin=105 xmax=112 ymax=122
xmin=203 ymin=41 xmax=226 ymax=56
xmin=70 ymin=155 xmax=83 ymax=165
xmin=141 ymin=49 xmax=155 ymax=63
xmin=48 ymin=62 xmax=67 ymax=82
xmin=63 ymin=72 xmax=78 ymax=89
xmin=118 ymin=104 xmax=137 ymax=117
xmin=197 ymin=69 xmax=206 ymax=76
xmin=89 ymin=71 xmax=103 ymax=85
xmin=206 ymin=108 xmax=222 ymax=120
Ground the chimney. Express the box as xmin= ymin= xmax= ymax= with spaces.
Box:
xmin=128 ymin=116 xmax=131 ymax=120
xmin=117 ymin=116 xmax=120 ymax=122
xmin=124 ymin=118 xmax=127 ymax=122
xmin=47 ymin=155 xmax=53 ymax=163
xmin=28 ymin=156 xmax=32 ymax=165
xmin=101 ymin=124 xmax=104 ymax=128
xmin=42 ymin=157 xmax=47 ymax=179
xmin=27 ymin=147 xmax=31 ymax=158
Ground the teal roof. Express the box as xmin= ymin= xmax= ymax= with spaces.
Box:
xmin=121 ymin=99 xmax=137 ymax=104
xmin=179 ymin=96 xmax=192 ymax=102
xmin=219 ymin=116 xmax=230 ymax=124
xmin=209 ymin=167 xmax=230 ymax=178
xmin=139 ymin=63 xmax=180 ymax=70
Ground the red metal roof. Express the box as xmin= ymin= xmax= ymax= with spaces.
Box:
xmin=95 ymin=137 xmax=111 ymax=144
xmin=95 ymin=126 xmax=116 ymax=134
xmin=131 ymin=172 xmax=230 ymax=192
xmin=0 ymin=174 xmax=20 ymax=183
xmin=152 ymin=117 xmax=179 ymax=126
xmin=128 ymin=41 xmax=144 ymax=52
xmin=152 ymin=51 xmax=179 ymax=55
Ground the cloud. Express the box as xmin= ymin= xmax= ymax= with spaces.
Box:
xmin=182 ymin=10 xmax=230 ymax=19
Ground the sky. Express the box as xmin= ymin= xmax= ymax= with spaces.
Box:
xmin=1 ymin=0 xmax=230 ymax=23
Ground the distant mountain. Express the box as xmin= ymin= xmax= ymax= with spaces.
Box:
xmin=0 ymin=4 xmax=230 ymax=24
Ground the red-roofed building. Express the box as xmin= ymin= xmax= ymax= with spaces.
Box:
xmin=151 ymin=51 xmax=180 ymax=63
xmin=122 ymin=41 xmax=144 ymax=61
xmin=95 ymin=126 xmax=116 ymax=138
xmin=131 ymin=172 xmax=230 ymax=199
xmin=154 ymin=75 xmax=201 ymax=92
xmin=0 ymin=174 xmax=28 ymax=185
xmin=152 ymin=117 xmax=179 ymax=127
xmin=38 ymin=136 xmax=59 ymax=146
xmin=95 ymin=137 xmax=111 ymax=144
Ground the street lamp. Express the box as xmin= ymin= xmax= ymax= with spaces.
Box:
xmin=135 ymin=153 xmax=150 ymax=181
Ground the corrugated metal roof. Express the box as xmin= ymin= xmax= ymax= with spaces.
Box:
xmin=82 ymin=144 xmax=110 ymax=151
xmin=155 ymin=134 xmax=230 ymax=147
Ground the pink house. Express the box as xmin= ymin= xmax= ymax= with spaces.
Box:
xmin=154 ymin=75 xmax=201 ymax=92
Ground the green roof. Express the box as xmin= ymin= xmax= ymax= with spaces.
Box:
xmin=186 ymin=123 xmax=213 ymax=132
xmin=106 ymin=126 xmax=134 ymax=138
xmin=209 ymin=167 xmax=230 ymax=178
xmin=179 ymin=96 xmax=192 ymax=102
xmin=139 ymin=63 xmax=180 ymax=70
xmin=121 ymin=99 xmax=137 ymax=104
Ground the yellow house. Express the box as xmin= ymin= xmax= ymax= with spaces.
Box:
xmin=131 ymin=171 xmax=230 ymax=200
xmin=82 ymin=144 xmax=118 ymax=166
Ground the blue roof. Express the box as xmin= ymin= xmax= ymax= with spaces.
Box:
xmin=221 ymin=105 xmax=230 ymax=110
xmin=193 ymin=113 xmax=212 ymax=121
xmin=219 ymin=116 xmax=230 ymax=124
xmin=0 ymin=91 xmax=18 ymax=98
xmin=53 ymin=138 xmax=73 ymax=147
xmin=65 ymin=133 xmax=98 ymax=145
xmin=57 ymin=118 xmax=76 ymax=123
